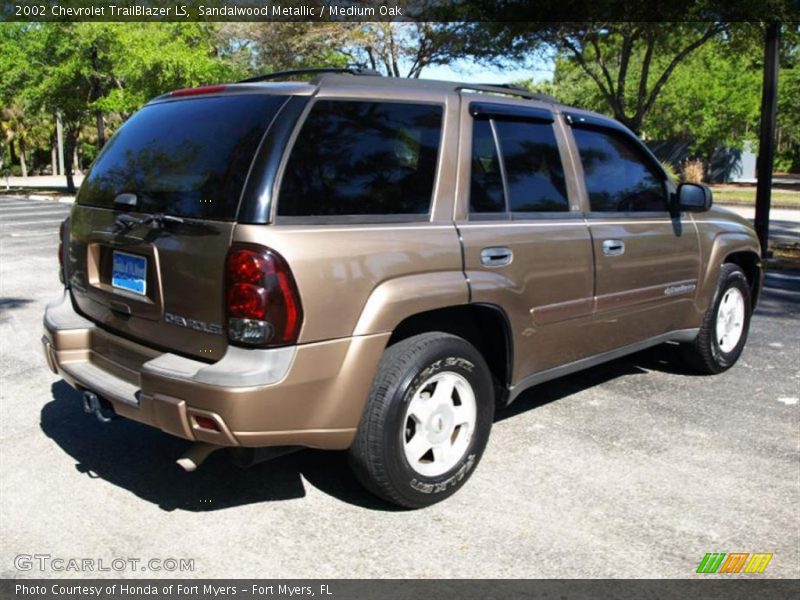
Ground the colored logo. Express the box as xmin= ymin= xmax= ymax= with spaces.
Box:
xmin=696 ymin=552 xmax=773 ymax=574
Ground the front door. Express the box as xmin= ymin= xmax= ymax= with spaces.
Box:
xmin=568 ymin=120 xmax=701 ymax=351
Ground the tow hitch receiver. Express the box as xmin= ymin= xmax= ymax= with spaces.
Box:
xmin=82 ymin=391 xmax=116 ymax=423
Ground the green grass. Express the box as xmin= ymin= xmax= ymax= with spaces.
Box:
xmin=711 ymin=188 xmax=800 ymax=208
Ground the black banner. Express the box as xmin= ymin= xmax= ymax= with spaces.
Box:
xmin=2 ymin=0 xmax=799 ymax=23
xmin=2 ymin=580 xmax=800 ymax=600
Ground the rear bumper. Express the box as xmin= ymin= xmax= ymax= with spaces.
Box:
xmin=42 ymin=292 xmax=388 ymax=449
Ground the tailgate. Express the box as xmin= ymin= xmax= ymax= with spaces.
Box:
xmin=66 ymin=92 xmax=291 ymax=361
xmin=67 ymin=207 xmax=233 ymax=361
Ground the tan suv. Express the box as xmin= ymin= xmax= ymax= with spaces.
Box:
xmin=43 ymin=70 xmax=763 ymax=507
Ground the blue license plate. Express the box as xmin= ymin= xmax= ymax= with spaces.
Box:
xmin=111 ymin=251 xmax=147 ymax=295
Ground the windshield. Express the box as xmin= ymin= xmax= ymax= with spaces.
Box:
xmin=77 ymin=94 xmax=288 ymax=220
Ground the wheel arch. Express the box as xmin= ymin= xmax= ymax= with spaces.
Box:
xmin=723 ymin=250 xmax=763 ymax=309
xmin=386 ymin=303 xmax=513 ymax=406
xmin=698 ymin=233 xmax=762 ymax=313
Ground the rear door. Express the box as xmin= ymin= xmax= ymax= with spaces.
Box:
xmin=456 ymin=98 xmax=596 ymax=383
xmin=67 ymin=93 xmax=290 ymax=361
xmin=566 ymin=116 xmax=700 ymax=349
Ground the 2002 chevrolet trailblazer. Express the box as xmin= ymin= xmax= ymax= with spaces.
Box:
xmin=43 ymin=70 xmax=762 ymax=507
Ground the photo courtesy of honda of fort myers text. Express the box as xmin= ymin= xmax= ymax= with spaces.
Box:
xmin=1 ymin=0 xmax=799 ymax=599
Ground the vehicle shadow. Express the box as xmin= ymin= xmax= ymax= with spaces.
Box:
xmin=41 ymin=381 xmax=402 ymax=513
xmin=43 ymin=271 xmax=796 ymax=513
xmin=496 ymin=341 xmax=693 ymax=422
xmin=43 ymin=345 xmax=693 ymax=514
xmin=0 ymin=297 xmax=33 ymax=312
xmin=756 ymin=268 xmax=800 ymax=318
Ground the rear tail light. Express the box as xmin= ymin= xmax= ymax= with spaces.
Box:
xmin=58 ymin=218 xmax=69 ymax=285
xmin=224 ymin=244 xmax=302 ymax=347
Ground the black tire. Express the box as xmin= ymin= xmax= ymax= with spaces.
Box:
xmin=348 ymin=332 xmax=494 ymax=508
xmin=683 ymin=264 xmax=752 ymax=374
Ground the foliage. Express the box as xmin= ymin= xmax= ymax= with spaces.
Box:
xmin=660 ymin=160 xmax=679 ymax=184
xmin=776 ymin=25 xmax=800 ymax=171
xmin=460 ymin=21 xmax=727 ymax=134
xmin=681 ymin=159 xmax=706 ymax=183
xmin=539 ymin=23 xmax=799 ymax=171
xmin=1 ymin=18 xmax=799 ymax=186
xmin=351 ymin=23 xmax=469 ymax=78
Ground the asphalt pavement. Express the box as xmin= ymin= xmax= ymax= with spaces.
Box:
xmin=1 ymin=196 xmax=798 ymax=579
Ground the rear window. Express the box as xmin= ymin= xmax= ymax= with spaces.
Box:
xmin=277 ymin=100 xmax=443 ymax=219
xmin=77 ymin=94 xmax=287 ymax=220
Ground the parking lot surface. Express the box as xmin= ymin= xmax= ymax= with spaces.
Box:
xmin=1 ymin=196 xmax=798 ymax=578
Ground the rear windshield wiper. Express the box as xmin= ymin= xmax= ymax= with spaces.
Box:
xmin=114 ymin=213 xmax=204 ymax=232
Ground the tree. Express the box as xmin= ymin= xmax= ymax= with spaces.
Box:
xmin=464 ymin=22 xmax=726 ymax=135
xmin=101 ymin=23 xmax=241 ymax=117
xmin=5 ymin=23 xmax=240 ymax=191
xmin=775 ymin=25 xmax=800 ymax=172
xmin=0 ymin=24 xmax=41 ymax=177
xmin=646 ymin=27 xmax=762 ymax=156
xmin=353 ymin=23 xmax=469 ymax=78
xmin=225 ymin=22 xmax=466 ymax=79
xmin=218 ymin=22 xmax=354 ymax=74
xmin=538 ymin=23 xmax=800 ymax=172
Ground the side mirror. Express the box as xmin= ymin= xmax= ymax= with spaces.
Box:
xmin=677 ymin=183 xmax=712 ymax=212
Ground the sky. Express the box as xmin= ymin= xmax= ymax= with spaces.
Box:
xmin=416 ymin=58 xmax=555 ymax=85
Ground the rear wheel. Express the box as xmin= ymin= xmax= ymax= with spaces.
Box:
xmin=349 ymin=332 xmax=494 ymax=508
xmin=683 ymin=264 xmax=752 ymax=374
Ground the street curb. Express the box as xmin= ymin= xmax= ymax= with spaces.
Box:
xmin=1 ymin=192 xmax=75 ymax=204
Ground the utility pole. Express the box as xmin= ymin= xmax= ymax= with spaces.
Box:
xmin=56 ymin=111 xmax=65 ymax=177
xmin=754 ymin=22 xmax=780 ymax=259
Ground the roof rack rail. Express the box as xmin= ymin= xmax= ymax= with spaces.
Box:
xmin=238 ymin=67 xmax=382 ymax=84
xmin=456 ymin=83 xmax=559 ymax=104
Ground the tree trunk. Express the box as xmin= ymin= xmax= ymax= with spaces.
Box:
xmin=617 ymin=114 xmax=643 ymax=137
xmin=51 ymin=141 xmax=57 ymax=175
xmin=96 ymin=110 xmax=105 ymax=149
xmin=64 ymin=132 xmax=76 ymax=193
xmin=73 ymin=146 xmax=81 ymax=176
xmin=18 ymin=139 xmax=28 ymax=177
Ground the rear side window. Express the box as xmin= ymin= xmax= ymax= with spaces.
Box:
xmin=277 ymin=100 xmax=442 ymax=218
xmin=573 ymin=128 xmax=668 ymax=212
xmin=469 ymin=115 xmax=568 ymax=215
xmin=470 ymin=120 xmax=505 ymax=213
xmin=494 ymin=120 xmax=568 ymax=213
xmin=77 ymin=95 xmax=288 ymax=220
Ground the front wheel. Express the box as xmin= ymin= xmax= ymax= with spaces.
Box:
xmin=348 ymin=332 xmax=494 ymax=508
xmin=683 ymin=264 xmax=752 ymax=374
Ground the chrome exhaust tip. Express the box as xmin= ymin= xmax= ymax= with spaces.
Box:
xmin=82 ymin=391 xmax=115 ymax=423
xmin=176 ymin=443 xmax=221 ymax=472
xmin=81 ymin=392 xmax=94 ymax=414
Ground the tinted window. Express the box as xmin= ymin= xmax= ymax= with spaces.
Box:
xmin=573 ymin=128 xmax=668 ymax=212
xmin=494 ymin=120 xmax=569 ymax=213
xmin=278 ymin=101 xmax=442 ymax=217
xmin=77 ymin=95 xmax=287 ymax=220
xmin=470 ymin=119 xmax=505 ymax=213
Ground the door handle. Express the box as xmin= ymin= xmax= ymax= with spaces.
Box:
xmin=480 ymin=246 xmax=513 ymax=267
xmin=602 ymin=239 xmax=625 ymax=256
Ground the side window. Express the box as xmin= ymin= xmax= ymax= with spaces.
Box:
xmin=469 ymin=119 xmax=505 ymax=213
xmin=573 ymin=128 xmax=669 ymax=212
xmin=494 ymin=120 xmax=569 ymax=213
xmin=278 ymin=100 xmax=442 ymax=217
xmin=468 ymin=113 xmax=569 ymax=216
